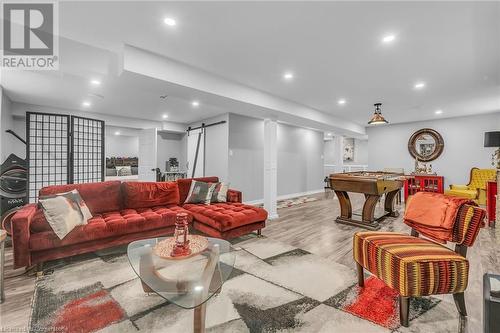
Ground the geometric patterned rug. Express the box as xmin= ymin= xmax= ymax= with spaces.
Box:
xmin=276 ymin=197 xmax=318 ymax=209
xmin=255 ymin=197 xmax=319 ymax=210
xmin=29 ymin=236 xmax=448 ymax=333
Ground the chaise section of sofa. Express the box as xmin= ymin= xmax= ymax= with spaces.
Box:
xmin=177 ymin=177 xmax=268 ymax=238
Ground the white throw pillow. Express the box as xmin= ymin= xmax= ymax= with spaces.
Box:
xmin=116 ymin=165 xmax=132 ymax=176
xmin=39 ymin=190 xmax=90 ymax=239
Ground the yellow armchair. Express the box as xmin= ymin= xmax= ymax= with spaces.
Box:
xmin=445 ymin=168 xmax=496 ymax=205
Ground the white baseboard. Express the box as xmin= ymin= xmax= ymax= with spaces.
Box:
xmin=244 ymin=189 xmax=324 ymax=206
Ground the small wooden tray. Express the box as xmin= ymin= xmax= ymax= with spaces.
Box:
xmin=153 ymin=235 xmax=209 ymax=260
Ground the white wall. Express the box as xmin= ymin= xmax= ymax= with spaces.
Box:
xmin=323 ymin=137 xmax=368 ymax=176
xmin=105 ymin=134 xmax=139 ymax=158
xmin=1 ymin=91 xmax=15 ymax=161
xmin=367 ymin=113 xmax=500 ymax=188
xmin=228 ymin=114 xmax=324 ymax=202
xmin=157 ymin=132 xmax=186 ymax=171
xmin=349 ymin=139 xmax=368 ymax=165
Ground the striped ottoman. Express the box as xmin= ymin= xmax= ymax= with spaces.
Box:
xmin=353 ymin=231 xmax=469 ymax=297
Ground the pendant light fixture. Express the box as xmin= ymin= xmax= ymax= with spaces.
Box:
xmin=368 ymin=103 xmax=389 ymax=125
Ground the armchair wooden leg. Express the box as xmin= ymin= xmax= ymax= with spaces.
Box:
xmin=356 ymin=263 xmax=364 ymax=287
xmin=256 ymin=229 xmax=262 ymax=237
xmin=453 ymin=292 xmax=467 ymax=317
xmin=399 ymin=296 xmax=410 ymax=327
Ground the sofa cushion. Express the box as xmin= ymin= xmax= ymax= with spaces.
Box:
xmin=123 ymin=181 xmax=180 ymax=209
xmin=177 ymin=177 xmax=219 ymax=204
xmin=183 ymin=203 xmax=267 ymax=232
xmin=39 ymin=181 xmax=122 ymax=215
xmin=29 ymin=205 xmax=191 ymax=251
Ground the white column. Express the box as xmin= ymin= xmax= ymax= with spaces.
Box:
xmin=264 ymin=118 xmax=278 ymax=219
xmin=333 ymin=135 xmax=344 ymax=173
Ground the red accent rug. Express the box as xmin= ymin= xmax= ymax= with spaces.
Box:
xmin=31 ymin=282 xmax=126 ymax=333
xmin=326 ymin=276 xmax=440 ymax=330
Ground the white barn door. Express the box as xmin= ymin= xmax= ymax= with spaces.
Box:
xmin=138 ymin=128 xmax=157 ymax=181
xmin=187 ymin=128 xmax=204 ymax=178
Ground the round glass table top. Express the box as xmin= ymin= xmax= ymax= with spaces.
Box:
xmin=127 ymin=237 xmax=236 ymax=309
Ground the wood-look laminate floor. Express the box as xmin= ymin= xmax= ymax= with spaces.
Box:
xmin=0 ymin=192 xmax=498 ymax=332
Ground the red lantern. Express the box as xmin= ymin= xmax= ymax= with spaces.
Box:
xmin=171 ymin=212 xmax=191 ymax=257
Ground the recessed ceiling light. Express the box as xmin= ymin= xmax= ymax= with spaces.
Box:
xmin=382 ymin=34 xmax=396 ymax=43
xmin=283 ymin=72 xmax=294 ymax=80
xmin=191 ymin=101 xmax=200 ymax=107
xmin=337 ymin=99 xmax=347 ymax=105
xmin=164 ymin=17 xmax=177 ymax=26
xmin=162 ymin=114 xmax=169 ymax=119
xmin=414 ymin=82 xmax=426 ymax=89
xmin=435 ymin=109 xmax=443 ymax=115
xmin=90 ymin=79 xmax=101 ymax=86
xmin=114 ymin=131 xmax=120 ymax=135
xmin=82 ymin=101 xmax=91 ymax=107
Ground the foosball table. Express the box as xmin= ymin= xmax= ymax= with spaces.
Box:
xmin=329 ymin=171 xmax=404 ymax=230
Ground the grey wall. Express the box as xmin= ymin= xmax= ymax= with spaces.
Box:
xmin=277 ymin=123 xmax=324 ymax=196
xmin=228 ymin=114 xmax=324 ymax=202
xmin=367 ymin=113 xmax=500 ymax=188
xmin=157 ymin=132 xmax=186 ymax=171
xmin=228 ymin=113 xmax=264 ymax=202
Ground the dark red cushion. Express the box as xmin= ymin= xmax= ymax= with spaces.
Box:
xmin=122 ymin=182 xmax=180 ymax=209
xmin=30 ymin=208 xmax=52 ymax=233
xmin=39 ymin=181 xmax=122 ymax=215
xmin=177 ymin=177 xmax=219 ymax=204
xmin=182 ymin=202 xmax=267 ymax=232
xmin=29 ymin=205 xmax=192 ymax=251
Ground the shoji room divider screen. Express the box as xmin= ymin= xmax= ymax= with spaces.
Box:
xmin=26 ymin=112 xmax=105 ymax=203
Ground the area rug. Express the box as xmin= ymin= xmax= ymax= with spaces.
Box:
xmin=276 ymin=197 xmax=318 ymax=209
xmin=29 ymin=236 xmax=449 ymax=333
xmin=326 ymin=276 xmax=440 ymax=330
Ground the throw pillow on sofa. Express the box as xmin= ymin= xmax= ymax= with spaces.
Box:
xmin=210 ymin=182 xmax=230 ymax=203
xmin=116 ymin=165 xmax=132 ymax=176
xmin=38 ymin=190 xmax=91 ymax=239
xmin=185 ymin=181 xmax=216 ymax=205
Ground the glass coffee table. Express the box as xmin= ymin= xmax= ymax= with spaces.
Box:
xmin=127 ymin=237 xmax=236 ymax=333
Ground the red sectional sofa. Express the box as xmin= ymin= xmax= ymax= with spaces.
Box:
xmin=11 ymin=176 xmax=267 ymax=269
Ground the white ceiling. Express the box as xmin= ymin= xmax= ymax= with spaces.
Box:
xmin=1 ymin=1 xmax=499 ymax=128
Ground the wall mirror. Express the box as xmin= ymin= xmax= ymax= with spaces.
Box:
xmin=408 ymin=128 xmax=444 ymax=162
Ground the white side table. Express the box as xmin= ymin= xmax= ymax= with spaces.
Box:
xmin=0 ymin=229 xmax=6 ymax=303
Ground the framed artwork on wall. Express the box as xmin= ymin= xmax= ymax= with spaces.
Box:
xmin=343 ymin=138 xmax=355 ymax=162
